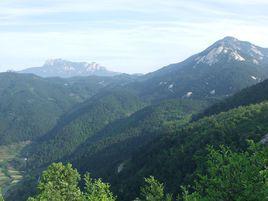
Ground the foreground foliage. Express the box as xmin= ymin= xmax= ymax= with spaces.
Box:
xmin=185 ymin=142 xmax=268 ymax=201
xmin=0 ymin=190 xmax=3 ymax=201
xmin=18 ymin=141 xmax=267 ymax=201
xmin=27 ymin=163 xmax=116 ymax=201
xmin=137 ymin=142 xmax=268 ymax=201
xmin=83 ymin=173 xmax=116 ymax=201
xmin=135 ymin=176 xmax=172 ymax=201
xmin=27 ymin=163 xmax=83 ymax=201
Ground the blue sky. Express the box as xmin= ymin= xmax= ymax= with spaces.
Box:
xmin=1 ymin=0 xmax=268 ymax=74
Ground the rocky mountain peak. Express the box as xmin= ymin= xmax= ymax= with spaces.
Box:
xmin=20 ymin=59 xmax=119 ymax=77
xmin=194 ymin=36 xmax=266 ymax=66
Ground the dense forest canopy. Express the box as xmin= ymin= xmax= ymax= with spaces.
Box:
xmin=2 ymin=141 xmax=266 ymax=201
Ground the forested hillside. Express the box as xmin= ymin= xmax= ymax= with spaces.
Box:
xmin=113 ymin=101 xmax=268 ymax=200
xmin=0 ymin=73 xmax=79 ymax=144
xmin=195 ymin=78 xmax=268 ymax=119
xmin=0 ymin=73 xmax=137 ymax=144
xmin=23 ymin=75 xmax=268 ymax=201
xmin=25 ymin=89 xmax=145 ymax=169
xmin=69 ymin=99 xmax=208 ymax=178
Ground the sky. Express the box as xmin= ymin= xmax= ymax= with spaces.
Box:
xmin=0 ymin=0 xmax=268 ymax=74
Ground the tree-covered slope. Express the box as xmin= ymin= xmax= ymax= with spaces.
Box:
xmin=68 ymin=99 xmax=207 ymax=178
xmin=113 ymin=101 xmax=268 ymax=200
xmin=195 ymin=78 xmax=268 ymax=119
xmin=25 ymin=89 xmax=145 ymax=169
xmin=0 ymin=72 xmax=138 ymax=145
xmin=6 ymin=99 xmax=207 ymax=201
xmin=0 ymin=73 xmax=80 ymax=144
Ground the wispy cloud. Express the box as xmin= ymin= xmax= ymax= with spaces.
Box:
xmin=0 ymin=0 xmax=267 ymax=73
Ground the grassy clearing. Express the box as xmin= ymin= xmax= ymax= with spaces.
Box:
xmin=0 ymin=141 xmax=30 ymax=193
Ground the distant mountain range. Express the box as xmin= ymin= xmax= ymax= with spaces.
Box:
xmin=19 ymin=58 xmax=120 ymax=77
xmin=3 ymin=36 xmax=268 ymax=201
xmin=3 ymin=36 xmax=268 ymax=145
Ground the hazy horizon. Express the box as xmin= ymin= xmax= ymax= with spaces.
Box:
xmin=1 ymin=0 xmax=268 ymax=74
